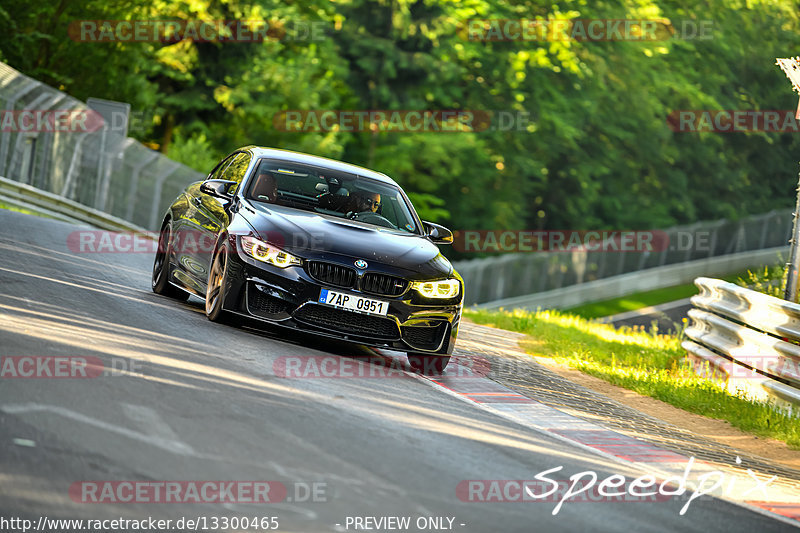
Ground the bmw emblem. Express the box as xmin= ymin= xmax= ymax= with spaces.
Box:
xmin=354 ymin=259 xmax=368 ymax=269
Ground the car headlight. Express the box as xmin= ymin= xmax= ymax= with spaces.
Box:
xmin=240 ymin=236 xmax=301 ymax=268
xmin=412 ymin=278 xmax=460 ymax=299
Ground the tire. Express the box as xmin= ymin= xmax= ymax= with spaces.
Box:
xmin=205 ymin=243 xmax=232 ymax=323
xmin=407 ymin=353 xmax=451 ymax=375
xmin=152 ymin=220 xmax=190 ymax=301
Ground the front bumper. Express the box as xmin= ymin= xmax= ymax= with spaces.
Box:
xmin=220 ymin=237 xmax=462 ymax=355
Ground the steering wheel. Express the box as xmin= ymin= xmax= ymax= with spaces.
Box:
xmin=348 ymin=211 xmax=397 ymax=229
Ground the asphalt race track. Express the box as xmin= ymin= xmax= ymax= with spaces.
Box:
xmin=0 ymin=209 xmax=794 ymax=532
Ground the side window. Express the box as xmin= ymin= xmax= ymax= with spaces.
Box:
xmin=219 ymin=152 xmax=252 ymax=193
xmin=207 ymin=153 xmax=237 ymax=181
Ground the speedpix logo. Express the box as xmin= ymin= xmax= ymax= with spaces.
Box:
xmin=457 ymin=457 xmax=777 ymax=516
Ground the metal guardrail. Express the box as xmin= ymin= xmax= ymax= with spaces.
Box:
xmin=455 ymin=210 xmax=794 ymax=306
xmin=0 ymin=176 xmax=149 ymax=232
xmin=0 ymin=61 xmax=203 ymax=231
xmin=683 ymin=277 xmax=800 ymax=411
xmin=477 ymin=247 xmax=788 ymax=311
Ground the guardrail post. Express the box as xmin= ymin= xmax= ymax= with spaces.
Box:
xmin=784 ymin=168 xmax=800 ymax=302
xmin=31 ymin=93 xmax=65 ymax=190
xmin=0 ymin=79 xmax=38 ymax=176
xmin=6 ymin=91 xmax=54 ymax=180
xmin=470 ymin=261 xmax=485 ymax=305
xmin=758 ymin=211 xmax=772 ymax=250
xmin=124 ymin=147 xmax=159 ymax=221
xmin=93 ymin=127 xmax=107 ymax=210
xmin=148 ymin=162 xmax=179 ymax=229
xmin=59 ymin=131 xmax=90 ymax=199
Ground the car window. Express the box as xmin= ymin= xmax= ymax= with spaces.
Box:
xmin=206 ymin=153 xmax=238 ymax=182
xmin=219 ymin=152 xmax=251 ymax=193
xmin=246 ymin=159 xmax=420 ymax=234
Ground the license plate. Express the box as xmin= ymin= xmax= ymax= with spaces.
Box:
xmin=318 ymin=288 xmax=388 ymax=316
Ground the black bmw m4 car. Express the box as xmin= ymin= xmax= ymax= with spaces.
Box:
xmin=152 ymin=146 xmax=463 ymax=372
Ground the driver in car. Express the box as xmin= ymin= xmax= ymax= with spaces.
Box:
xmin=345 ymin=191 xmax=395 ymax=228
xmin=355 ymin=191 xmax=381 ymax=213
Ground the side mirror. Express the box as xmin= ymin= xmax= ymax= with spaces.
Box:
xmin=200 ymin=179 xmax=237 ymax=200
xmin=423 ymin=221 xmax=454 ymax=245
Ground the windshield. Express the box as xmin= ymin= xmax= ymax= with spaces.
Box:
xmin=245 ymin=159 xmax=420 ymax=234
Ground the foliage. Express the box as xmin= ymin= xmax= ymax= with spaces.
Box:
xmin=736 ymin=261 xmax=787 ymax=298
xmin=165 ymin=131 xmax=221 ymax=176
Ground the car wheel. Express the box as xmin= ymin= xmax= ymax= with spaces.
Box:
xmin=152 ymin=220 xmax=190 ymax=301
xmin=407 ymin=353 xmax=450 ymax=375
xmin=205 ymin=243 xmax=232 ymax=323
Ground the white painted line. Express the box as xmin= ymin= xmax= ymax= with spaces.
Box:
xmin=121 ymin=403 xmax=193 ymax=453
xmin=1 ymin=403 xmax=194 ymax=455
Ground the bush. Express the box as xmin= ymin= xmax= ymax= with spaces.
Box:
xmin=736 ymin=260 xmax=786 ymax=298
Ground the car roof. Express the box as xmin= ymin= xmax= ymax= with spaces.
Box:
xmin=241 ymin=146 xmax=399 ymax=187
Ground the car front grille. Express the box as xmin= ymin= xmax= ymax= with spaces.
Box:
xmin=293 ymin=304 xmax=400 ymax=339
xmin=361 ymin=273 xmax=408 ymax=297
xmin=402 ymin=323 xmax=448 ymax=350
xmin=306 ymin=261 xmax=356 ymax=289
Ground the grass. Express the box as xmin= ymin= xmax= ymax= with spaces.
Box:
xmin=465 ymin=307 xmax=800 ymax=449
xmin=0 ymin=201 xmax=39 ymax=216
xmin=564 ymin=284 xmax=699 ymax=319
xmin=563 ymin=271 xmax=754 ymax=319
xmin=0 ymin=201 xmax=56 ymax=219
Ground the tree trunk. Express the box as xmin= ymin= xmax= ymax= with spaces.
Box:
xmin=160 ymin=113 xmax=175 ymax=153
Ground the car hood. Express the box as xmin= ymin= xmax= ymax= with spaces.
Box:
xmin=240 ymin=201 xmax=454 ymax=279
